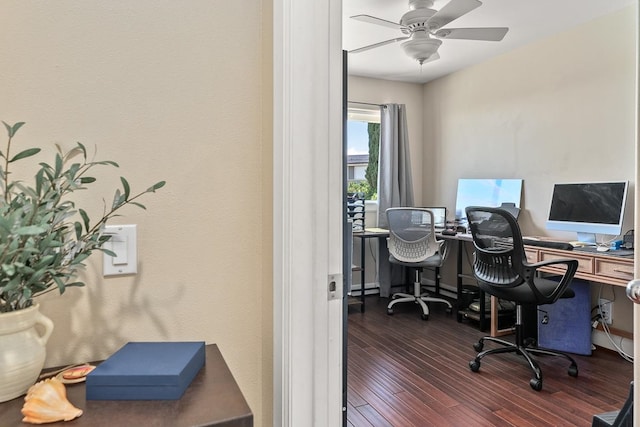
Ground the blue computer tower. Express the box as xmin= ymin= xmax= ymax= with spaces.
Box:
xmin=538 ymin=279 xmax=591 ymax=355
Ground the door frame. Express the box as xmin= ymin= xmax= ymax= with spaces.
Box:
xmin=273 ymin=0 xmax=344 ymax=425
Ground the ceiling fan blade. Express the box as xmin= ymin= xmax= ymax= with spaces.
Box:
xmin=433 ymin=27 xmax=508 ymax=41
xmin=427 ymin=0 xmax=482 ymax=30
xmin=350 ymin=14 xmax=403 ymax=30
xmin=349 ymin=37 xmax=409 ymax=54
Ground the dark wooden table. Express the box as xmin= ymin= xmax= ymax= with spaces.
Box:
xmin=0 ymin=344 xmax=253 ymax=427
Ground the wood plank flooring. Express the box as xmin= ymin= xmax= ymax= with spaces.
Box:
xmin=347 ymin=295 xmax=633 ymax=427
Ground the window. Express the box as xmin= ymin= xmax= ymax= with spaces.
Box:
xmin=347 ymin=107 xmax=380 ymax=200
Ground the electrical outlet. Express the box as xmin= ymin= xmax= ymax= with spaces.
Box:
xmin=598 ymin=298 xmax=614 ymax=325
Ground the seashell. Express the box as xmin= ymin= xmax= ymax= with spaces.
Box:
xmin=21 ymin=377 xmax=83 ymax=424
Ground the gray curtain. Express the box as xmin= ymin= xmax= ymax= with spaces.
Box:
xmin=377 ymin=103 xmax=414 ymax=297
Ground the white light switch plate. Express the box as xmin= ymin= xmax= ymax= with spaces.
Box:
xmin=103 ymin=225 xmax=137 ymax=276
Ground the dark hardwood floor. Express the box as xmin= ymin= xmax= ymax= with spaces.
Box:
xmin=347 ymin=295 xmax=633 ymax=427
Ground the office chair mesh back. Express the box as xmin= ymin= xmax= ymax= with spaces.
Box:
xmin=387 ymin=208 xmax=439 ymax=264
xmin=466 ymin=209 xmax=525 ymax=289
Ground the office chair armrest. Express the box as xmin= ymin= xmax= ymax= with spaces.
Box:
xmin=527 ymin=257 xmax=579 ymax=300
xmin=528 ymin=257 xmax=579 ymax=273
xmin=439 ymin=240 xmax=448 ymax=261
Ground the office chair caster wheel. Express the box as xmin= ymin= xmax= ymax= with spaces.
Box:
xmin=421 ymin=314 xmax=429 ymax=321
xmin=530 ymin=378 xmax=543 ymax=391
xmin=469 ymin=360 xmax=480 ymax=372
xmin=473 ymin=342 xmax=484 ymax=352
xmin=387 ymin=308 xmax=394 ymax=315
xmin=568 ymin=365 xmax=578 ymax=377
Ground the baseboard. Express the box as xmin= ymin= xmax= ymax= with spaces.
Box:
xmin=349 ymin=282 xmax=380 ymax=296
xmin=422 ymin=279 xmax=458 ymax=299
xmin=591 ymin=328 xmax=634 ymax=356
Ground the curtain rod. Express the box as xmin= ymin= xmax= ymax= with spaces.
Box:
xmin=348 ymin=101 xmax=383 ymax=107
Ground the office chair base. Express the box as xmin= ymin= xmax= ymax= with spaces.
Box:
xmin=469 ymin=335 xmax=579 ymax=391
xmin=387 ymin=293 xmax=452 ymax=321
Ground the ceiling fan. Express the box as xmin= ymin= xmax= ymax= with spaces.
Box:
xmin=350 ymin=0 xmax=509 ymax=65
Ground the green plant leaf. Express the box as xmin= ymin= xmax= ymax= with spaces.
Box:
xmin=129 ymin=202 xmax=147 ymax=210
xmin=79 ymin=209 xmax=90 ymax=231
xmin=74 ymin=221 xmax=82 ymax=239
xmin=120 ymin=177 xmax=130 ymax=200
xmin=148 ymin=181 xmax=166 ymax=192
xmin=3 ymin=121 xmax=25 ymax=137
xmin=112 ymin=189 xmax=126 ymax=209
xmin=53 ymin=276 xmax=66 ymax=294
xmin=80 ymin=177 xmax=96 ymax=184
xmin=35 ymin=169 xmax=44 ymax=195
xmin=76 ymin=142 xmax=88 ymax=160
xmin=9 ymin=148 xmax=41 ymax=162
xmin=15 ymin=225 xmax=47 ymax=235
xmin=101 ymin=248 xmax=117 ymax=257
xmin=54 ymin=153 xmax=63 ymax=177
xmin=70 ymin=252 xmax=90 ymax=265
xmin=2 ymin=264 xmax=16 ymax=276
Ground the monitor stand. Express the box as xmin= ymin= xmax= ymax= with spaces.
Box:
xmin=576 ymin=232 xmax=597 ymax=246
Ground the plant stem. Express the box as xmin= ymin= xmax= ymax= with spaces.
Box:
xmin=3 ymin=133 xmax=12 ymax=203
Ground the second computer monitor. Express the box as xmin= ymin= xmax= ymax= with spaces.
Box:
xmin=421 ymin=207 xmax=447 ymax=229
xmin=455 ymin=178 xmax=523 ymax=222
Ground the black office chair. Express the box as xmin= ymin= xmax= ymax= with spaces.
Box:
xmin=465 ymin=206 xmax=580 ymax=391
xmin=385 ymin=208 xmax=453 ymax=320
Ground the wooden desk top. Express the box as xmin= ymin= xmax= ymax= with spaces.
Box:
xmin=0 ymin=344 xmax=253 ymax=427
xmin=353 ymin=228 xmax=390 ymax=237
xmin=440 ymin=232 xmax=634 ymax=287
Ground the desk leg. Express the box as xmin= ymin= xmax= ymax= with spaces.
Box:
xmin=456 ymin=239 xmax=464 ymax=322
xmin=360 ymin=236 xmax=365 ymax=312
xmin=478 ymin=290 xmax=486 ymax=331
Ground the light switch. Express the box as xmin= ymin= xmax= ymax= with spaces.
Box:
xmin=103 ymin=225 xmax=137 ymax=276
xmin=111 ymin=236 xmax=128 ymax=265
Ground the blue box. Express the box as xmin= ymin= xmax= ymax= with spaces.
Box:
xmin=86 ymin=341 xmax=206 ymax=400
xmin=538 ymin=280 xmax=592 ymax=355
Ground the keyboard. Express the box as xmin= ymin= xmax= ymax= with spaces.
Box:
xmin=574 ymin=246 xmax=634 ymax=257
xmin=522 ymin=238 xmax=573 ymax=251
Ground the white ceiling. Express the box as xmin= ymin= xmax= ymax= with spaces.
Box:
xmin=344 ymin=0 xmax=636 ymax=84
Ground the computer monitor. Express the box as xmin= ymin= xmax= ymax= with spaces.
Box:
xmin=546 ymin=181 xmax=629 ymax=243
xmin=455 ymin=179 xmax=523 ymax=222
xmin=421 ymin=207 xmax=447 ymax=229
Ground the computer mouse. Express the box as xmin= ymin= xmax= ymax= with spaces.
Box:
xmin=596 ymin=246 xmax=610 ymax=252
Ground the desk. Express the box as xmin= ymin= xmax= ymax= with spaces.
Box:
xmin=0 ymin=344 xmax=253 ymax=427
xmin=442 ymin=233 xmax=635 ymax=336
xmin=352 ymin=228 xmax=389 ymax=312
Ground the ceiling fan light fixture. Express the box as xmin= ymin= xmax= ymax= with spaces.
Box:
xmin=401 ymin=37 xmax=442 ymax=65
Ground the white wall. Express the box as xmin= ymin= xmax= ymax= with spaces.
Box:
xmin=0 ymin=2 xmax=272 ymax=426
xmin=422 ymin=7 xmax=636 ymax=239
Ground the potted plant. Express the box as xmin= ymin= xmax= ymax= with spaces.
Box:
xmin=0 ymin=121 xmax=165 ymax=402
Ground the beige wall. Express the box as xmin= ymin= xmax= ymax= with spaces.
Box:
xmin=1 ymin=2 xmax=272 ymax=426
xmin=423 ymin=7 xmax=636 ymax=237
xmin=421 ymin=7 xmax=636 ymax=334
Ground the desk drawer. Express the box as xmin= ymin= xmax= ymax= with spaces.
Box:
xmin=594 ymin=258 xmax=634 ymax=281
xmin=524 ymin=249 xmax=538 ymax=264
xmin=540 ymin=250 xmax=594 ymax=275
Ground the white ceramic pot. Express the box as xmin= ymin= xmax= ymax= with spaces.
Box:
xmin=0 ymin=304 xmax=54 ymax=402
